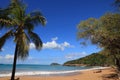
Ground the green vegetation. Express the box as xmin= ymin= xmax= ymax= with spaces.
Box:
xmin=77 ymin=13 xmax=120 ymax=70
xmin=0 ymin=0 xmax=46 ymax=80
xmin=50 ymin=63 xmax=60 ymax=66
xmin=64 ymin=53 xmax=115 ymax=66
xmin=76 ymin=1 xmax=120 ymax=71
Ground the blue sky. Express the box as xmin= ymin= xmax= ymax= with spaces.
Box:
xmin=0 ymin=0 xmax=114 ymax=64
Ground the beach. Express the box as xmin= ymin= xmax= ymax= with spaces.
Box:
xmin=0 ymin=67 xmax=117 ymax=80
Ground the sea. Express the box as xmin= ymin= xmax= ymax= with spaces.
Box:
xmin=0 ymin=64 xmax=105 ymax=77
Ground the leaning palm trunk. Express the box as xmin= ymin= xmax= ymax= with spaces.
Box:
xmin=11 ymin=44 xmax=18 ymax=80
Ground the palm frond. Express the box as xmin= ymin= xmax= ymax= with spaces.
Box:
xmin=14 ymin=30 xmax=30 ymax=59
xmin=25 ymin=11 xmax=46 ymax=27
xmin=0 ymin=8 xmax=12 ymax=29
xmin=24 ymin=22 xmax=34 ymax=31
xmin=0 ymin=8 xmax=10 ymax=17
xmin=28 ymin=31 xmax=43 ymax=50
xmin=10 ymin=4 xmax=26 ymax=25
xmin=8 ymin=0 xmax=26 ymax=26
xmin=0 ymin=19 xmax=13 ymax=25
xmin=10 ymin=0 xmax=26 ymax=10
xmin=0 ymin=30 xmax=12 ymax=50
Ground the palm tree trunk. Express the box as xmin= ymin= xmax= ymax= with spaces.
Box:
xmin=11 ymin=44 xmax=18 ymax=80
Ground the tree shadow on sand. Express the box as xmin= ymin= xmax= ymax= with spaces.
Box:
xmin=101 ymin=68 xmax=120 ymax=80
xmin=15 ymin=78 xmax=20 ymax=80
xmin=102 ymin=73 xmax=118 ymax=80
xmin=9 ymin=77 xmax=20 ymax=80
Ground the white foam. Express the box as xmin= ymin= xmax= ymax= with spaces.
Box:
xmin=0 ymin=67 xmax=109 ymax=77
xmin=0 ymin=70 xmax=80 ymax=77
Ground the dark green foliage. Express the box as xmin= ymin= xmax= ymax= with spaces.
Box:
xmin=64 ymin=53 xmax=115 ymax=66
xmin=77 ymin=13 xmax=120 ymax=70
xmin=28 ymin=31 xmax=43 ymax=50
xmin=0 ymin=0 xmax=46 ymax=59
xmin=50 ymin=63 xmax=60 ymax=66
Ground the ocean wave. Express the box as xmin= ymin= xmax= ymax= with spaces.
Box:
xmin=0 ymin=67 xmax=109 ymax=77
xmin=0 ymin=70 xmax=80 ymax=77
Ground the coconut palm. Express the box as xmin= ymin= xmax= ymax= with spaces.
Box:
xmin=0 ymin=0 xmax=46 ymax=80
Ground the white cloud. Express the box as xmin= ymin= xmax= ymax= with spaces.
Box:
xmin=0 ymin=54 xmax=14 ymax=64
xmin=29 ymin=43 xmax=35 ymax=49
xmin=0 ymin=54 xmax=14 ymax=60
xmin=43 ymin=37 xmax=74 ymax=51
xmin=0 ymin=54 xmax=35 ymax=64
xmin=29 ymin=37 xmax=74 ymax=51
xmin=65 ymin=52 xmax=88 ymax=59
xmin=5 ymin=54 xmax=14 ymax=59
xmin=28 ymin=57 xmax=33 ymax=60
xmin=51 ymin=37 xmax=58 ymax=41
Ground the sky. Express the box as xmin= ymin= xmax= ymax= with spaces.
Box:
xmin=0 ymin=0 xmax=114 ymax=64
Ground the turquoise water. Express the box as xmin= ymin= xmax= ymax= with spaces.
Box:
xmin=0 ymin=64 xmax=93 ymax=77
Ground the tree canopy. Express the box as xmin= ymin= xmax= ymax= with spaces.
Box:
xmin=0 ymin=0 xmax=46 ymax=59
xmin=78 ymin=13 xmax=120 ymax=55
xmin=77 ymin=13 xmax=120 ymax=69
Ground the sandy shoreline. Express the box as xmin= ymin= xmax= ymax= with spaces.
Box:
xmin=0 ymin=67 xmax=117 ymax=80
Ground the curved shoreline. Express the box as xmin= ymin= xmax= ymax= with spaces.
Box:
xmin=0 ymin=67 xmax=115 ymax=80
xmin=0 ymin=67 xmax=109 ymax=77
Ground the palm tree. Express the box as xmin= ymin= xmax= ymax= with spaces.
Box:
xmin=0 ymin=0 xmax=46 ymax=80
